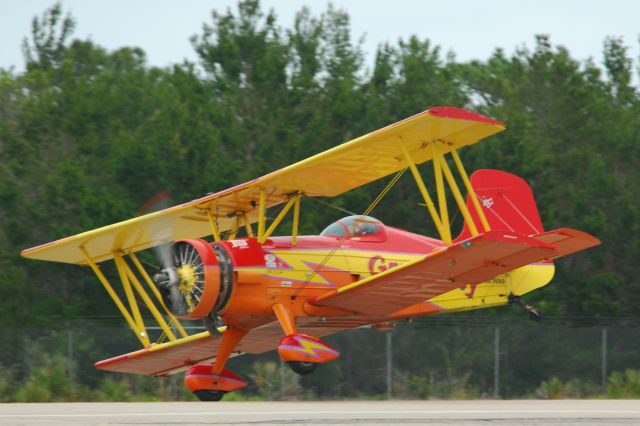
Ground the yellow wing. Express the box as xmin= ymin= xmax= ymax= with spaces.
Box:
xmin=21 ymin=107 xmax=505 ymax=265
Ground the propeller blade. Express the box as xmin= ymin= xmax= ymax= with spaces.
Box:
xmin=154 ymin=243 xmax=175 ymax=270
xmin=138 ymin=191 xmax=175 ymax=270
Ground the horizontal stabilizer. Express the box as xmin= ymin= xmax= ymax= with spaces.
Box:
xmin=533 ymin=227 xmax=600 ymax=259
xmin=312 ymin=230 xmax=557 ymax=316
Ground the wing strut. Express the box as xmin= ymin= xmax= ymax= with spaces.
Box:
xmin=449 ymin=147 xmax=491 ymax=232
xmin=400 ymin=140 xmax=494 ymax=245
xmin=81 ymin=247 xmax=150 ymax=347
xmin=431 ymin=143 xmax=451 ymax=243
xmin=259 ymin=194 xmax=300 ymax=243
xmin=438 ymin=144 xmax=478 ymax=237
xmin=399 ymin=141 xmax=448 ymax=243
xmin=80 ymin=246 xmax=188 ymax=348
xmin=206 ymin=210 xmax=222 ymax=242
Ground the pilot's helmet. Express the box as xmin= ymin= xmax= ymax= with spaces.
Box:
xmin=348 ymin=222 xmax=365 ymax=236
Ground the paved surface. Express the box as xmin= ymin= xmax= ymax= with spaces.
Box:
xmin=1 ymin=400 xmax=639 ymax=425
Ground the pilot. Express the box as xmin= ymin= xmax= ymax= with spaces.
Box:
xmin=348 ymin=221 xmax=366 ymax=236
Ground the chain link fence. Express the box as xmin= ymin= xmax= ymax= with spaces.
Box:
xmin=1 ymin=316 xmax=638 ymax=401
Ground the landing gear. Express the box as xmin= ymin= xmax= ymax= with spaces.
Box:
xmin=286 ymin=361 xmax=318 ymax=376
xmin=272 ymin=304 xmax=340 ymax=376
xmin=185 ymin=366 xmax=246 ymax=402
xmin=509 ymin=294 xmax=543 ymax=321
xmin=193 ymin=390 xmax=226 ymax=401
xmin=526 ymin=306 xmax=543 ymax=321
xmin=184 ymin=329 xmax=248 ymax=402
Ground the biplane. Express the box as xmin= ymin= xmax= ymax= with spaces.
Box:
xmin=21 ymin=107 xmax=600 ymax=401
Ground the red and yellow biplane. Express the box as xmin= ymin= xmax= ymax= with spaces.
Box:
xmin=21 ymin=107 xmax=600 ymax=401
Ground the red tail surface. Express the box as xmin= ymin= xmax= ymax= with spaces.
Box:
xmin=456 ymin=169 xmax=544 ymax=242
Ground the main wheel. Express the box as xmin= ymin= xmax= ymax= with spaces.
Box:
xmin=193 ymin=390 xmax=226 ymax=401
xmin=286 ymin=361 xmax=318 ymax=376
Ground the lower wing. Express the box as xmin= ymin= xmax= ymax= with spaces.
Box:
xmin=94 ymin=319 xmax=364 ymax=376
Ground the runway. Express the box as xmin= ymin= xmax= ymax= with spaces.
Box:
xmin=1 ymin=400 xmax=639 ymax=425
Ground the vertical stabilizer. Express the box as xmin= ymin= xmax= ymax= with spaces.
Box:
xmin=455 ymin=169 xmax=544 ymax=242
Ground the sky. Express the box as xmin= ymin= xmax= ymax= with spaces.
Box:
xmin=2 ymin=0 xmax=639 ymax=73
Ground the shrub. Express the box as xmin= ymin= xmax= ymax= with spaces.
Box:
xmin=607 ymin=369 xmax=640 ymax=398
xmin=535 ymin=376 xmax=599 ymax=399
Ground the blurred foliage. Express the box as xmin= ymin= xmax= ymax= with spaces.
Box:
xmin=1 ymin=321 xmax=638 ymax=402
xmin=607 ymin=369 xmax=640 ymax=398
xmin=1 ymin=0 xmax=640 ymax=401
xmin=534 ymin=369 xmax=640 ymax=399
xmin=535 ymin=377 xmax=600 ymax=399
xmin=250 ymin=361 xmax=303 ymax=400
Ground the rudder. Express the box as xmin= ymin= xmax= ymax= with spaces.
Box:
xmin=455 ymin=169 xmax=544 ymax=242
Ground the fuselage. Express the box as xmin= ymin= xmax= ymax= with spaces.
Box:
xmin=215 ymin=225 xmax=442 ymax=330
xmin=212 ymin=219 xmax=555 ymax=332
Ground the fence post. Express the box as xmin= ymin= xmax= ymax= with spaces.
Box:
xmin=280 ymin=358 xmax=286 ymax=400
xmin=493 ymin=326 xmax=500 ymax=398
xmin=66 ymin=321 xmax=74 ymax=382
xmin=386 ymin=330 xmax=393 ymax=400
xmin=601 ymin=327 xmax=608 ymax=394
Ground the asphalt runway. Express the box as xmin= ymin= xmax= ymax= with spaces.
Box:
xmin=1 ymin=400 xmax=639 ymax=426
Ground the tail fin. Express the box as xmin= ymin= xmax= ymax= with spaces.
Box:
xmin=455 ymin=169 xmax=544 ymax=242
xmin=446 ymin=169 xmax=600 ymax=314
xmin=451 ymin=169 xmax=555 ymax=310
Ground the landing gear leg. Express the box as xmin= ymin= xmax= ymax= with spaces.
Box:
xmin=184 ymin=326 xmax=248 ymax=401
xmin=272 ymin=304 xmax=339 ymax=376
xmin=211 ymin=327 xmax=246 ymax=374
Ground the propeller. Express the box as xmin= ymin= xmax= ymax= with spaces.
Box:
xmin=138 ymin=191 xmax=230 ymax=324
xmin=138 ymin=192 xmax=204 ymax=318
xmin=137 ymin=191 xmax=175 ymax=270
xmin=153 ymin=241 xmax=206 ymax=317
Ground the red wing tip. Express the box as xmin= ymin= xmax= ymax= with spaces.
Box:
xmin=20 ymin=244 xmax=51 ymax=257
xmin=95 ymin=352 xmax=134 ymax=369
xmin=428 ymin=106 xmax=505 ymax=127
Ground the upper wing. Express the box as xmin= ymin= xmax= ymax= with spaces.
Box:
xmin=311 ymin=230 xmax=557 ymax=316
xmin=21 ymin=107 xmax=504 ymax=265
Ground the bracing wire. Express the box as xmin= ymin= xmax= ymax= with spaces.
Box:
xmin=308 ymin=197 xmax=358 ymax=216
xmin=292 ymin=168 xmax=408 ymax=299
xmin=157 ymin=328 xmax=168 ymax=344
xmin=363 ymin=168 xmax=407 ymax=216
xmin=291 ymin=244 xmax=344 ymax=299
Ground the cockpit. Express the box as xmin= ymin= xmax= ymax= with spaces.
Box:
xmin=320 ymin=215 xmax=386 ymax=241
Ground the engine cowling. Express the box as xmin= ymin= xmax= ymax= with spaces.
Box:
xmin=153 ymin=239 xmax=234 ymax=319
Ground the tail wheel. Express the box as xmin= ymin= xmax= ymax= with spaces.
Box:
xmin=193 ymin=390 xmax=226 ymax=401
xmin=286 ymin=361 xmax=318 ymax=376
